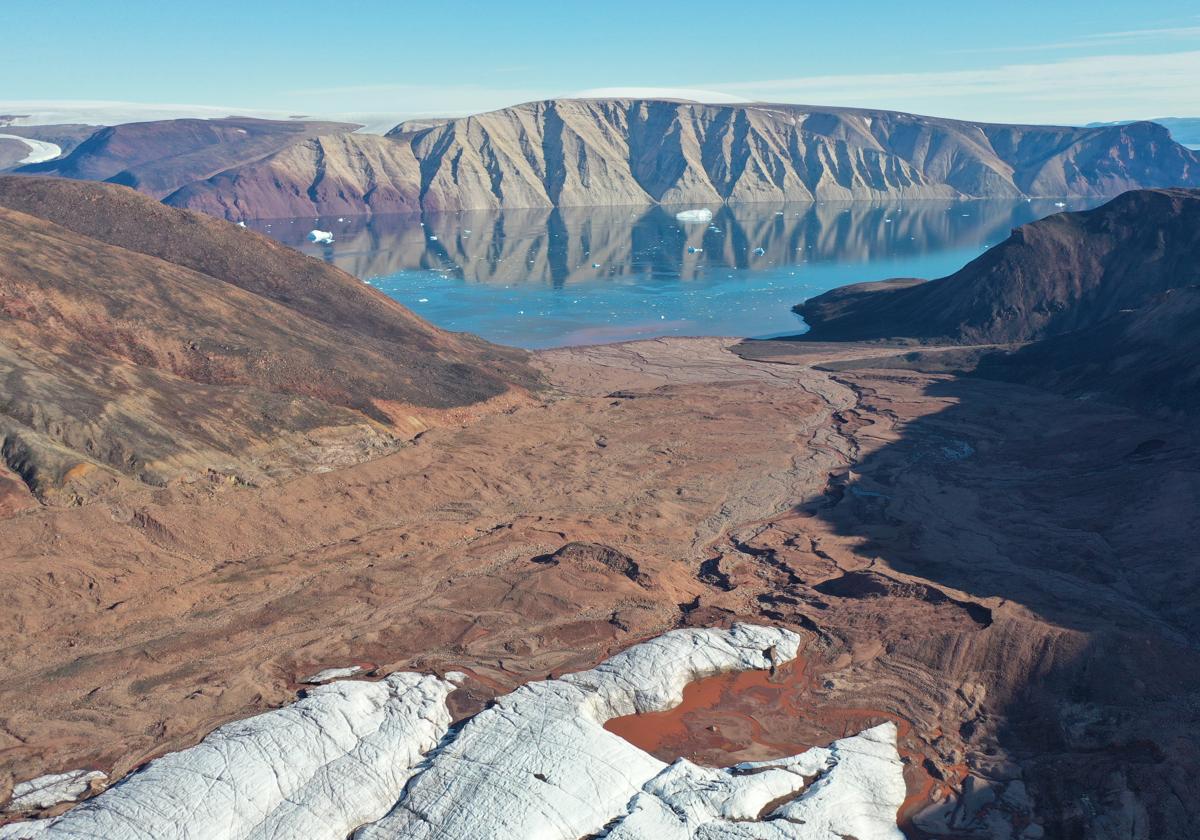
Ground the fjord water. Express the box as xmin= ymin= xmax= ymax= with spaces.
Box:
xmin=254 ymin=200 xmax=1092 ymax=349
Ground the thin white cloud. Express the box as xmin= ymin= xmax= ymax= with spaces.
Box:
xmin=702 ymin=51 xmax=1200 ymax=124
xmin=572 ymin=87 xmax=748 ymax=103
xmin=949 ymin=24 xmax=1200 ymax=53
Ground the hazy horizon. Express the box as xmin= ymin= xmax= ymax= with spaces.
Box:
xmin=2 ymin=0 xmax=1198 ymax=127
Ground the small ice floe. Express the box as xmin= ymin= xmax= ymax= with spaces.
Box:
xmin=753 ymin=246 xmax=766 ymax=256
xmin=429 ymin=235 xmax=438 ymax=241
xmin=592 ymin=263 xmax=601 ymax=268
xmin=236 ymin=221 xmax=246 ymax=228
xmin=687 ymin=246 xmax=703 ymax=253
xmin=307 ymin=229 xmax=334 ymax=244
xmin=337 ymin=217 xmax=345 ymax=222
xmin=418 ymin=298 xmax=429 ymax=303
xmin=674 ymin=208 xmax=713 ymax=223
xmin=1054 ymin=201 xmax=1067 ymax=208
xmin=302 ymin=665 xmax=363 ymax=684
xmin=5 ymin=770 xmax=107 ymax=813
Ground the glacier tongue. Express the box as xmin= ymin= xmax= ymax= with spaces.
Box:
xmin=4 ymin=672 xmax=454 ymax=840
xmin=4 ymin=624 xmax=907 ymax=840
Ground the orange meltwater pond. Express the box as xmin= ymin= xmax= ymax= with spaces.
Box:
xmin=603 ymin=655 xmax=944 ymax=834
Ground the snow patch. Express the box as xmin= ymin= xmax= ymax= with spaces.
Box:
xmin=302 ymin=665 xmax=363 ymax=683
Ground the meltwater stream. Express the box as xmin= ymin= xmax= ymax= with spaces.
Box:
xmin=254 ymin=200 xmax=1095 ymax=349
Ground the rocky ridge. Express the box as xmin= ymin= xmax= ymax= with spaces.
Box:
xmin=16 ymin=100 xmax=1193 ymax=219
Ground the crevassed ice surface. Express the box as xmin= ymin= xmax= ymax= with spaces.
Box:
xmin=3 ymin=625 xmax=906 ymax=840
xmin=253 ymin=199 xmax=1100 ymax=348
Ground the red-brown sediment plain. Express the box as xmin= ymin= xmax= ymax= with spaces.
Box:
xmin=2 ymin=335 xmax=1198 ymax=837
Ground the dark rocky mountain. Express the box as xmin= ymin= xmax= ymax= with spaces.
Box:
xmin=0 ymin=176 xmax=539 ymax=508
xmin=797 ymin=188 xmax=1200 ymax=343
xmin=17 ymin=117 xmax=357 ymax=198
xmin=25 ymin=100 xmax=1194 ymax=219
xmin=971 ymin=285 xmax=1200 ymax=421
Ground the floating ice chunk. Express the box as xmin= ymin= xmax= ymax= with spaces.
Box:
xmin=307 ymin=229 xmax=334 ymax=244
xmin=675 ymin=208 xmax=713 ymax=223
xmin=5 ymin=771 xmax=106 ymax=813
xmin=592 ymin=263 xmax=601 ymax=268
xmin=1054 ymin=201 xmax=1067 ymax=208
xmin=429 ymin=235 xmax=438 ymax=241
xmin=418 ymin=298 xmax=429 ymax=303
xmin=337 ymin=217 xmax=345 ymax=222
xmin=236 ymin=221 xmax=246 ymax=228
xmin=0 ymin=135 xmax=61 ymax=166
xmin=753 ymin=247 xmax=766 ymax=256
xmin=302 ymin=665 xmax=363 ymax=684
xmin=687 ymin=246 xmax=703 ymax=253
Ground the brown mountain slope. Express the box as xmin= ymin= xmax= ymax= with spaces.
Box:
xmin=796 ymin=188 xmax=1200 ymax=343
xmin=163 ymin=100 xmax=1200 ymax=218
xmin=0 ymin=177 xmax=539 ymax=506
xmin=17 ymin=117 xmax=357 ymax=198
xmin=969 ymin=286 xmax=1200 ymax=421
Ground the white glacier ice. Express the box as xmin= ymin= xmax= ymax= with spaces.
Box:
xmin=0 ymin=135 xmax=62 ymax=166
xmin=307 ymin=229 xmax=334 ymax=244
xmin=4 ymin=771 xmax=105 ymax=814
xmin=675 ymin=208 xmax=714 ymax=223
xmin=3 ymin=625 xmax=907 ymax=840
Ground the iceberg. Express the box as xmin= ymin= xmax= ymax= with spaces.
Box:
xmin=674 ymin=208 xmax=713 ymax=223
xmin=307 ymin=229 xmax=334 ymax=244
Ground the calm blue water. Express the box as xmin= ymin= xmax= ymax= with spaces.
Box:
xmin=253 ymin=200 xmax=1094 ymax=349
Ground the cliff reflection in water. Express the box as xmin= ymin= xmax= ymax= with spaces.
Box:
xmin=254 ymin=199 xmax=1095 ymax=347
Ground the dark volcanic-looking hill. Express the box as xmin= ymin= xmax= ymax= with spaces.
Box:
xmin=796 ymin=188 xmax=1200 ymax=344
xmin=64 ymin=100 xmax=1200 ymax=219
xmin=17 ymin=117 xmax=357 ymax=198
xmin=0 ymin=177 xmax=539 ymax=509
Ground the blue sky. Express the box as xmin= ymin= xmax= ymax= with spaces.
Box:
xmin=3 ymin=0 xmax=1199 ymax=125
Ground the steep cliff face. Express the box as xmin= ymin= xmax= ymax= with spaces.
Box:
xmin=797 ymin=188 xmax=1200 ymax=344
xmin=161 ymin=100 xmax=1200 ymax=219
xmin=163 ymin=133 xmax=425 ymax=220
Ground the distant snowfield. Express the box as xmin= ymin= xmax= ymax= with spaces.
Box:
xmin=0 ymin=134 xmax=61 ymax=165
xmin=0 ymin=100 xmax=436 ymax=136
xmin=1 ymin=625 xmax=906 ymax=840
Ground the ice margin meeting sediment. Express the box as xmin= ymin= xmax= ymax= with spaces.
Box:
xmin=1 ymin=624 xmax=905 ymax=840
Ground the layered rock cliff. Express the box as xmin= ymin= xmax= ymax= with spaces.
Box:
xmin=160 ymin=100 xmax=1200 ymax=219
